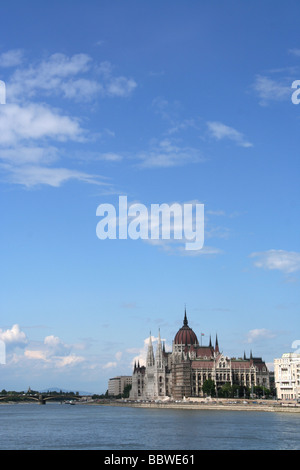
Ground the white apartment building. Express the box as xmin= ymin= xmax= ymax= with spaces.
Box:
xmin=274 ymin=353 xmax=300 ymax=400
xmin=108 ymin=376 xmax=132 ymax=397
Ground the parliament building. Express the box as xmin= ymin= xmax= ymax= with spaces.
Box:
xmin=130 ymin=310 xmax=270 ymax=400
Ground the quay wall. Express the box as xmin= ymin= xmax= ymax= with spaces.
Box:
xmin=95 ymin=399 xmax=300 ymax=413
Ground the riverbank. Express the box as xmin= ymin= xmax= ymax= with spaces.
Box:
xmin=2 ymin=397 xmax=300 ymax=413
xmin=93 ymin=398 xmax=300 ymax=413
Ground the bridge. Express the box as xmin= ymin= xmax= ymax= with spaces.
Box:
xmin=0 ymin=394 xmax=82 ymax=405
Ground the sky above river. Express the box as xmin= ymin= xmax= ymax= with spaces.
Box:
xmin=0 ymin=0 xmax=299 ymax=393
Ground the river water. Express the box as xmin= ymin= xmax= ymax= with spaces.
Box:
xmin=0 ymin=403 xmax=299 ymax=450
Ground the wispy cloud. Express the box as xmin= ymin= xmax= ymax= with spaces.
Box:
xmin=246 ymin=328 xmax=275 ymax=344
xmin=136 ymin=138 xmax=204 ymax=168
xmin=207 ymin=121 xmax=253 ymax=148
xmin=0 ymin=49 xmax=24 ymax=68
xmin=288 ymin=48 xmax=300 ymax=57
xmin=121 ymin=302 xmax=138 ymax=309
xmin=7 ymin=53 xmax=137 ymax=102
xmin=146 ymin=238 xmax=222 ymax=257
xmin=250 ymin=249 xmax=300 ymax=274
xmin=0 ymin=102 xmax=100 ymax=187
xmin=252 ymin=75 xmax=291 ymax=105
xmin=1 ymin=165 xmax=104 ymax=188
xmin=0 ymin=51 xmax=137 ymax=188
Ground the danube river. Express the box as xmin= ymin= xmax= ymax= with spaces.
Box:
xmin=0 ymin=402 xmax=299 ymax=450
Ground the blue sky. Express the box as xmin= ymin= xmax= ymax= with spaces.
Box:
xmin=0 ymin=0 xmax=299 ymax=393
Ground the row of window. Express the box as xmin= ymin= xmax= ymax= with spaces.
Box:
xmin=192 ymin=373 xmax=256 ymax=382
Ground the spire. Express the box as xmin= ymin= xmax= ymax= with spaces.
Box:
xmin=156 ymin=328 xmax=163 ymax=369
xmin=209 ymin=335 xmax=212 ymax=348
xmin=146 ymin=332 xmax=155 ymax=367
xmin=215 ymin=334 xmax=219 ymax=353
xmin=183 ymin=306 xmax=188 ymax=326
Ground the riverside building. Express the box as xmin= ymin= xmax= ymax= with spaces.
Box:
xmin=130 ymin=310 xmax=270 ymax=400
xmin=274 ymin=353 xmax=300 ymax=400
xmin=108 ymin=376 xmax=132 ymax=397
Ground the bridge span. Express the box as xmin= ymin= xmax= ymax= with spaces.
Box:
xmin=0 ymin=394 xmax=82 ymax=405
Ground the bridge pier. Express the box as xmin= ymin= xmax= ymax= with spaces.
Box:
xmin=38 ymin=394 xmax=46 ymax=405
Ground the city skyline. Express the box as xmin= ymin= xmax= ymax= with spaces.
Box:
xmin=0 ymin=0 xmax=299 ymax=393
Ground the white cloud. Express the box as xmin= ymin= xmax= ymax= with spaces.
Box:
xmin=246 ymin=329 xmax=275 ymax=344
xmin=24 ymin=349 xmax=85 ymax=368
xmin=207 ymin=121 xmax=253 ymax=148
xmin=0 ymin=324 xmax=28 ymax=349
xmin=0 ymin=145 xmax=58 ymax=165
xmin=106 ymin=76 xmax=137 ymax=97
xmin=0 ymin=51 xmax=137 ymax=188
xmin=99 ymin=152 xmax=123 ymax=162
xmin=252 ymin=75 xmax=291 ymax=105
xmin=44 ymin=335 xmax=71 ymax=355
xmin=7 ymin=52 xmax=136 ymax=102
xmin=166 ymin=119 xmax=197 ymax=136
xmin=0 ymin=104 xmax=104 ymax=188
xmin=0 ymin=103 xmax=85 ymax=146
xmin=103 ymin=361 xmax=117 ymax=369
xmin=288 ymin=48 xmax=300 ymax=57
xmin=137 ymin=139 xmax=203 ymax=168
xmin=115 ymin=351 xmax=123 ymax=361
xmin=24 ymin=350 xmax=48 ymax=361
xmin=0 ymin=49 xmax=24 ymax=67
xmin=8 ymin=52 xmax=93 ymax=101
xmin=60 ymin=78 xmax=102 ymax=101
xmin=129 ymin=335 xmax=166 ymax=368
xmin=55 ymin=355 xmax=85 ymax=368
xmin=250 ymin=249 xmax=300 ymax=274
xmin=3 ymin=164 xmax=102 ymax=188
xmin=145 ymin=238 xmax=221 ymax=257
xmin=23 ymin=333 xmax=85 ymax=369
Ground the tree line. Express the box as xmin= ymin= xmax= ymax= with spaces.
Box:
xmin=201 ymin=379 xmax=275 ymax=399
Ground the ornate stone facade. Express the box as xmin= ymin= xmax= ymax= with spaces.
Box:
xmin=130 ymin=311 xmax=270 ymax=400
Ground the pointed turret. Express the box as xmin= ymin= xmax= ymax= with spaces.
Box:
xmin=215 ymin=334 xmax=219 ymax=353
xmin=156 ymin=328 xmax=163 ymax=369
xmin=146 ymin=332 xmax=155 ymax=367
xmin=183 ymin=307 xmax=188 ymax=326
xmin=174 ymin=307 xmax=198 ymax=346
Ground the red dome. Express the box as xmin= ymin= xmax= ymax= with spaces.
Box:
xmin=174 ymin=311 xmax=199 ymax=345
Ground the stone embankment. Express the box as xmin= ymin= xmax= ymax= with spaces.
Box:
xmin=102 ymin=398 xmax=300 ymax=413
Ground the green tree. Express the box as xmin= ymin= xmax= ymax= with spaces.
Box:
xmin=202 ymin=379 xmax=216 ymax=397
xmin=218 ymin=383 xmax=233 ymax=398
xmin=122 ymin=384 xmax=132 ymax=398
